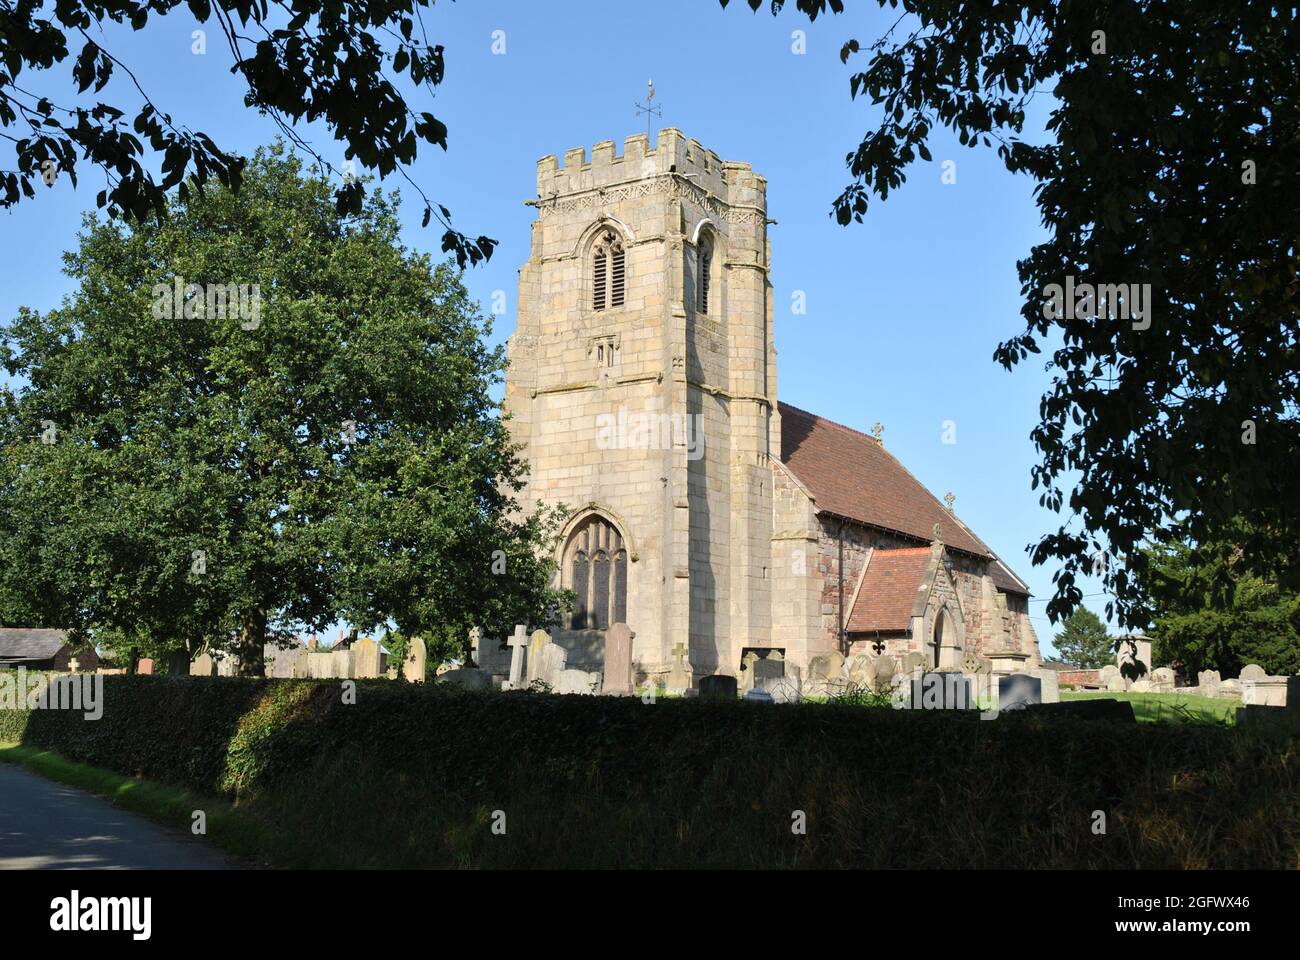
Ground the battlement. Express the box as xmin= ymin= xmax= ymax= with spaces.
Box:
xmin=535 ymin=129 xmax=765 ymax=209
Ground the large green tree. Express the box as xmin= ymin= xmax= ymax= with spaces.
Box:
xmin=0 ymin=144 xmax=566 ymax=671
xmin=0 ymin=0 xmax=492 ymax=266
xmin=1144 ymin=532 xmax=1300 ymax=676
xmin=725 ymin=1 xmax=1300 ymax=627
xmin=1052 ymin=607 xmax=1112 ymax=670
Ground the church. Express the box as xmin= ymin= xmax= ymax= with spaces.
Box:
xmin=503 ymin=129 xmax=1042 ymax=688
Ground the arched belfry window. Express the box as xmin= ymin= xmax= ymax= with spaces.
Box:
xmin=592 ymin=232 xmax=625 ymax=311
xmin=697 ymin=240 xmax=712 ymax=314
xmin=565 ymin=514 xmax=628 ymax=630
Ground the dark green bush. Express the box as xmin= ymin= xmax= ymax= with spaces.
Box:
xmin=2 ymin=676 xmax=1296 ymax=868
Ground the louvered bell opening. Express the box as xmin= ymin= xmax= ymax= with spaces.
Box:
xmin=593 ymin=252 xmax=607 ymax=310
xmin=699 ymin=250 xmax=711 ymax=313
xmin=610 ymin=249 xmax=625 ymax=307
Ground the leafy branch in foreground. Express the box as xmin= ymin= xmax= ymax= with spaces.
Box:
xmin=724 ymin=0 xmax=1300 ymax=626
xmin=0 ymin=0 xmax=494 ymax=266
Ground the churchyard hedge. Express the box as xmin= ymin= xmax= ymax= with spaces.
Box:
xmin=2 ymin=676 xmax=1296 ymax=868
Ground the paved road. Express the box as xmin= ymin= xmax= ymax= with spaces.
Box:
xmin=0 ymin=763 xmax=229 ymax=869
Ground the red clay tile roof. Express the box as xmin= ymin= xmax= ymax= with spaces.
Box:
xmin=845 ymin=547 xmax=933 ymax=633
xmin=778 ymin=402 xmax=1031 ymax=594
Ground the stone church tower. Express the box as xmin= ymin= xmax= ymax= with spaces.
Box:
xmin=505 ymin=129 xmax=1042 ymax=689
xmin=505 ymin=129 xmax=774 ymax=681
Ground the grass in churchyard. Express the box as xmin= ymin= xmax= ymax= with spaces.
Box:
xmin=1060 ymin=690 xmax=1239 ymax=724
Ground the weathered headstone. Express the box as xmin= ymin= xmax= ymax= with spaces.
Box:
xmin=845 ymin=654 xmax=874 ymax=689
xmin=998 ymin=673 xmax=1042 ymax=711
xmin=699 ymin=675 xmax=738 ymax=699
xmin=539 ymin=641 xmax=569 ymax=688
xmin=526 ymin=629 xmax=550 ymax=685
xmin=1218 ymin=678 xmax=1242 ymax=699
xmin=762 ymin=675 xmax=802 ymax=704
xmin=666 ymin=641 xmax=691 ymax=693
xmin=602 ymin=623 xmax=634 ymax=695
xmin=1099 ymin=664 xmax=1125 ymax=692
xmin=1197 ymin=669 xmax=1222 ymax=698
xmin=309 ymin=651 xmax=335 ymax=679
xmin=808 ymin=652 xmax=845 ymax=683
xmin=468 ymin=626 xmax=483 ymax=666
xmin=353 ymin=638 xmax=382 ymax=678
xmin=332 ymin=647 xmax=354 ymax=679
xmin=137 ymin=658 xmax=154 ymax=676
xmin=1034 ymin=669 xmax=1060 ymax=704
xmin=1149 ymin=666 xmax=1176 ymax=692
xmin=1242 ymin=677 xmax=1288 ymax=706
xmin=402 ymin=636 xmax=426 ymax=683
xmin=1239 ymin=664 xmax=1267 ymax=683
xmin=743 ymin=687 xmax=774 ymax=703
xmin=190 ymin=652 xmax=215 ymax=677
xmin=554 ymin=668 xmax=601 ymax=695
xmin=438 ymin=668 xmax=492 ymax=691
xmin=903 ymin=651 xmax=926 ymax=674
xmin=872 ymin=655 xmax=898 ymax=693
xmin=505 ymin=624 xmax=528 ymax=690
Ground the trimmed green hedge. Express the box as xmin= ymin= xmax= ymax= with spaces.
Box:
xmin=2 ymin=676 xmax=1297 ymax=868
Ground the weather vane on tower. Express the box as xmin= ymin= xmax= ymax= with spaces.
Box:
xmin=635 ymin=78 xmax=662 ymax=142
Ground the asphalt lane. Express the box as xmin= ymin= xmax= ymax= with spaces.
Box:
xmin=0 ymin=762 xmax=229 ymax=869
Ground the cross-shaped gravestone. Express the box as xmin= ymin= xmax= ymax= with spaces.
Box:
xmin=667 ymin=641 xmax=691 ymax=692
xmin=505 ymin=625 xmax=528 ymax=690
xmin=67 ymin=657 xmax=80 ymax=673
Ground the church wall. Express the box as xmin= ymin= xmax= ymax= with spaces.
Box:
xmin=769 ymin=463 xmax=821 ymax=672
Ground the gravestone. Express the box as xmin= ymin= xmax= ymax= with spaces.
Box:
xmin=166 ymin=651 xmax=190 ymax=675
xmin=998 ymin=673 xmax=1043 ymax=711
xmin=554 ymin=668 xmax=601 ymax=695
xmin=1198 ymin=669 xmax=1221 ymax=698
xmin=872 ymin=655 xmax=897 ymax=693
xmin=1149 ymin=667 xmax=1176 ymax=692
xmin=309 ymin=651 xmax=335 ymax=679
xmin=762 ymin=675 xmax=802 ymax=704
xmin=438 ymin=668 xmax=492 ymax=691
xmin=332 ymin=647 xmax=354 ymax=679
xmin=1218 ymin=678 xmax=1242 ymax=698
xmin=910 ymin=672 xmax=973 ymax=710
xmin=539 ymin=642 xmax=569 ymax=688
xmin=808 ymin=652 xmax=845 ymax=684
xmin=468 ymin=626 xmax=483 ymax=666
xmin=1099 ymin=664 xmax=1125 ymax=692
xmin=752 ymin=655 xmax=784 ymax=686
xmin=1116 ymin=638 xmax=1152 ymax=678
xmin=1242 ymin=677 xmax=1288 ymax=706
xmin=1034 ymin=669 xmax=1060 ymax=704
xmin=353 ymin=638 xmax=382 ymax=679
xmin=903 ymin=651 xmax=926 ymax=674
xmin=402 ymin=636 xmax=426 ymax=683
xmin=699 ymin=675 xmax=738 ymax=699
xmin=603 ymin=623 xmax=634 ymax=695
xmin=667 ymin=641 xmax=691 ymax=693
xmin=526 ymin=629 xmax=550 ymax=685
xmin=190 ymin=653 xmax=216 ymax=677
xmin=1239 ymin=664 xmax=1267 ymax=683
xmin=137 ymin=658 xmax=154 ymax=676
xmin=845 ymin=655 xmax=873 ymax=689
xmin=743 ymin=688 xmax=774 ymax=703
xmin=505 ymin=625 xmax=529 ymax=690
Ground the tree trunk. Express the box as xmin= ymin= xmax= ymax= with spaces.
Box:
xmin=238 ymin=609 xmax=268 ymax=676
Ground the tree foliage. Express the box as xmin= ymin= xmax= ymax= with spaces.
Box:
xmin=0 ymin=0 xmax=494 ymax=266
xmin=724 ymin=0 xmax=1300 ymax=626
xmin=1144 ymin=532 xmax=1300 ymax=676
xmin=0 ymin=144 xmax=566 ymax=669
xmin=1052 ymin=607 xmax=1112 ymax=669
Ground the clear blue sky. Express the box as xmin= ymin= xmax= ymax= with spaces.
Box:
xmin=0 ymin=0 xmax=1108 ymax=655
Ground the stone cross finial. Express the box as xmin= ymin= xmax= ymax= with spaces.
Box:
xmin=944 ymin=492 xmax=955 ymax=512
xmin=870 ymin=422 xmax=884 ymax=441
xmin=933 ymin=522 xmax=943 ymax=539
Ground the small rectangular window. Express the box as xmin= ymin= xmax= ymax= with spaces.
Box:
xmin=593 ymin=253 xmax=607 ymax=310
xmin=699 ymin=249 xmax=711 ymax=313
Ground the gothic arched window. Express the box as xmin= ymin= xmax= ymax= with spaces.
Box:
xmin=564 ymin=514 xmax=628 ymax=630
xmin=592 ymin=232 xmax=625 ymax=311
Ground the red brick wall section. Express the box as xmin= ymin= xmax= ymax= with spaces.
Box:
xmin=1057 ymin=669 xmax=1102 ymax=688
